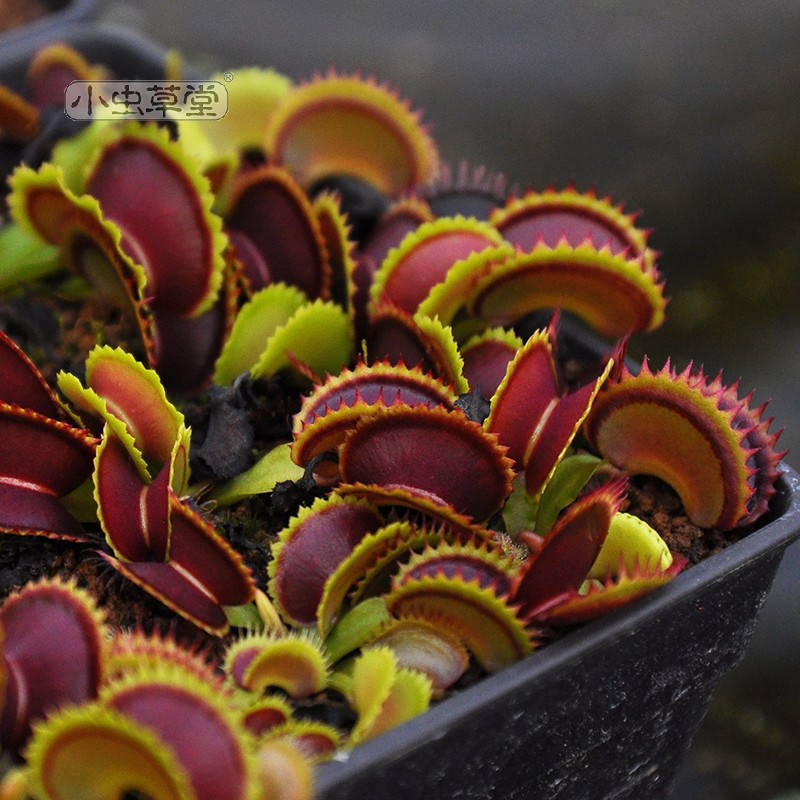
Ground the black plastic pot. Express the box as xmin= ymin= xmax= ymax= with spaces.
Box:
xmin=0 ymin=0 xmax=96 ymax=50
xmin=315 ymin=465 xmax=800 ymax=800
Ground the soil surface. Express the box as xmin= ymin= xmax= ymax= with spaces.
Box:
xmin=623 ymin=474 xmax=744 ymax=564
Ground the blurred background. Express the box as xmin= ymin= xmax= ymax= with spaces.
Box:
xmin=9 ymin=1 xmax=800 ymax=795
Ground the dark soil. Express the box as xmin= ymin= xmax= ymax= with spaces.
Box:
xmin=623 ymin=473 xmax=745 ymax=564
xmin=0 ymin=282 xmax=146 ymax=384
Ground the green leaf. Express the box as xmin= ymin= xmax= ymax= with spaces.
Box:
xmin=502 ymin=472 xmax=537 ymax=537
xmin=324 ymin=598 xmax=391 ymax=665
xmin=327 ymin=662 xmax=355 ymax=699
xmin=251 ymin=299 xmax=354 ymax=382
xmin=535 ymin=453 xmax=603 ymax=534
xmin=50 ymin=120 xmax=116 ymax=193
xmin=0 ymin=222 xmax=61 ymax=291
xmin=347 ymin=647 xmax=432 ymax=746
xmin=213 ymin=283 xmax=307 ymax=386
xmin=59 ymin=478 xmax=99 ymax=523
xmin=224 ymin=601 xmax=265 ymax=631
xmin=208 ymin=443 xmax=304 ymax=506
xmin=588 ymin=511 xmax=673 ymax=579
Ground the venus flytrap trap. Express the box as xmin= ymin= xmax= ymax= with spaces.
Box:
xmin=0 ymin=331 xmax=97 ymax=543
xmin=0 ymin=41 xmax=789 ymax=799
xmin=584 ymin=359 xmax=783 ymax=529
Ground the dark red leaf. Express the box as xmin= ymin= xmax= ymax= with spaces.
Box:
xmin=94 ymin=433 xmax=154 ymax=562
xmin=0 ymin=332 xmax=63 ymax=419
xmin=99 ymin=554 xmax=229 ymax=637
xmin=512 ymin=478 xmax=627 ymax=618
xmin=0 ymin=405 xmax=95 ymax=499
xmin=166 ymin=497 xmax=255 ymax=608
xmin=226 ymin=165 xmax=330 ymax=299
xmin=270 ymin=499 xmax=384 ymax=626
xmin=0 ymin=484 xmax=86 ymax=541
xmin=86 ymin=133 xmax=219 ymax=318
xmin=340 ymin=405 xmax=514 ymax=522
xmin=0 ymin=581 xmax=104 ymax=751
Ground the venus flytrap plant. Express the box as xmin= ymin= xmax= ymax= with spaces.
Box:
xmin=370 ymin=217 xmax=506 ymax=316
xmin=260 ymin=721 xmax=343 ymax=766
xmin=364 ymin=615 xmax=470 ymax=700
xmin=7 ymin=122 xmax=234 ymax=396
xmin=484 ymin=314 xmax=614 ymax=497
xmin=27 ymin=665 xmax=262 ymax=800
xmin=92 ymin=423 xmax=256 ymax=636
xmin=0 ymin=332 xmax=258 ymax=636
xmin=225 ymin=630 xmax=330 ymax=700
xmin=364 ymin=306 xmax=469 ymax=392
xmin=0 ymin=46 xmax=789 ymax=799
xmin=222 ymin=163 xmax=332 ymax=299
xmin=263 ymin=71 xmax=440 ymax=197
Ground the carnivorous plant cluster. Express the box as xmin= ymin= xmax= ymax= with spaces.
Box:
xmin=0 ymin=42 xmax=785 ymax=799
